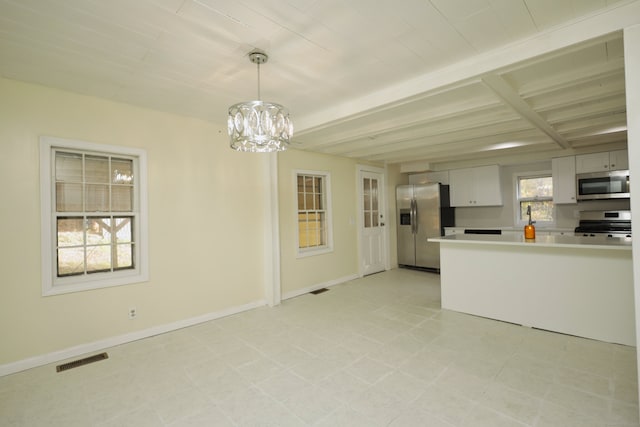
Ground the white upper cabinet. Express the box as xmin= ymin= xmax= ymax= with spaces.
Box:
xmin=552 ymin=156 xmax=576 ymax=204
xmin=609 ymin=150 xmax=629 ymax=171
xmin=450 ymin=168 xmax=474 ymax=206
xmin=450 ymin=165 xmax=502 ymax=207
xmin=576 ymin=150 xmax=628 ymax=173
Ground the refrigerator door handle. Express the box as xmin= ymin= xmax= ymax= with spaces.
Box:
xmin=411 ymin=198 xmax=417 ymax=235
xmin=409 ymin=199 xmax=413 ymax=234
xmin=413 ymin=198 xmax=418 ymax=234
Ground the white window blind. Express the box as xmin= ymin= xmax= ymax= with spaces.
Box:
xmin=40 ymin=137 xmax=148 ymax=295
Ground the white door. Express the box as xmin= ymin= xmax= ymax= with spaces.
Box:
xmin=360 ymin=169 xmax=386 ymax=276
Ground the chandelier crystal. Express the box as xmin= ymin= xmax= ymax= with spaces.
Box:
xmin=228 ymin=49 xmax=293 ymax=152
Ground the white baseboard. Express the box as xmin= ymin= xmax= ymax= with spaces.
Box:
xmin=282 ymin=274 xmax=359 ymax=300
xmin=0 ymin=299 xmax=266 ymax=377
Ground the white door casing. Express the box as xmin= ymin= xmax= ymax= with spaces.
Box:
xmin=358 ymin=166 xmax=387 ymax=276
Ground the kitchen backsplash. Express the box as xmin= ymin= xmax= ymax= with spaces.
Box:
xmin=454 ymin=198 xmax=631 ymax=229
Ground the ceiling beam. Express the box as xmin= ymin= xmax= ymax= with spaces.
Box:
xmin=481 ymin=74 xmax=570 ymax=149
xmin=517 ymin=58 xmax=624 ymax=98
xmin=528 ymin=81 xmax=626 ymax=112
xmin=294 ymin=95 xmax=502 ymax=148
xmin=545 ymin=97 xmax=626 ymax=124
xmin=325 ymin=120 xmax=537 ymax=157
xmin=361 ymin=130 xmax=548 ymax=162
xmin=303 ymin=109 xmax=520 ymax=152
xmin=294 ymin=2 xmax=640 ymax=132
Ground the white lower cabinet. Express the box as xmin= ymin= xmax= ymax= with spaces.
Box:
xmin=449 ymin=165 xmax=502 ymax=207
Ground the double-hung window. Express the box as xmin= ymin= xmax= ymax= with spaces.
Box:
xmin=295 ymin=171 xmax=333 ymax=257
xmin=516 ymin=173 xmax=554 ymax=225
xmin=40 ymin=136 xmax=148 ymax=295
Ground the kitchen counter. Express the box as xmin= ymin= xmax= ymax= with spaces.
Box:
xmin=431 ymin=233 xmax=635 ymax=346
xmin=431 ymin=233 xmax=632 ymax=250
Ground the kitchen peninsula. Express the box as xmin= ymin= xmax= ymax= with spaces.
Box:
xmin=429 ymin=234 xmax=634 ymax=346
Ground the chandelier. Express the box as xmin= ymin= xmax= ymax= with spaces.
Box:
xmin=228 ymin=49 xmax=293 ymax=152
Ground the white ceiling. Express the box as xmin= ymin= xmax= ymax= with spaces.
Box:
xmin=1 ymin=0 xmax=638 ymax=169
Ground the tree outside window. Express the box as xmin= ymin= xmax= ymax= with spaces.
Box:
xmin=517 ymin=175 xmax=554 ymax=224
xmin=40 ymin=136 xmax=148 ymax=296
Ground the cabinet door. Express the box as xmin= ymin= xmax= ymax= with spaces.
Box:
xmin=449 ymin=168 xmax=474 ymax=207
xmin=473 ymin=165 xmax=503 ymax=206
xmin=576 ymin=152 xmax=610 ymax=173
xmin=449 ymin=165 xmax=502 ymax=207
xmin=609 ymin=150 xmax=628 ymax=170
xmin=576 ymin=150 xmax=629 ymax=173
xmin=552 ymin=156 xmax=576 ymax=204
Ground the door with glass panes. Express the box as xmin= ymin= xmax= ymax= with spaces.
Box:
xmin=360 ymin=169 xmax=386 ymax=275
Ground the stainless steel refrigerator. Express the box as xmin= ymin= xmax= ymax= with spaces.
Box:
xmin=396 ymin=184 xmax=454 ymax=271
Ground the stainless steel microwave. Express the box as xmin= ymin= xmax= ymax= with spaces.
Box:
xmin=576 ymin=170 xmax=630 ymax=201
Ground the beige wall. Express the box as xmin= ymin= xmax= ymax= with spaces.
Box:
xmin=277 ymin=149 xmax=360 ymax=296
xmin=0 ymin=78 xmax=268 ymax=366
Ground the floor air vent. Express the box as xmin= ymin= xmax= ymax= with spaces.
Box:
xmin=56 ymin=352 xmax=108 ymax=372
xmin=310 ymin=288 xmax=329 ymax=295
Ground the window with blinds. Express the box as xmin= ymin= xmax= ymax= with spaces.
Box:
xmin=40 ymin=137 xmax=148 ymax=295
xmin=55 ymin=151 xmax=136 ymax=276
xmin=295 ymin=171 xmax=333 ymax=257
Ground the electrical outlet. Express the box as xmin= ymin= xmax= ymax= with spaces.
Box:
xmin=128 ymin=307 xmax=137 ymax=319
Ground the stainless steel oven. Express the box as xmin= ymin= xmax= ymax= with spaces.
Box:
xmin=575 ymin=210 xmax=631 ymax=239
xmin=576 ymin=170 xmax=630 ymax=201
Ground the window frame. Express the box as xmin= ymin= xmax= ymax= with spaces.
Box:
xmin=293 ymin=169 xmax=333 ymax=258
xmin=40 ymin=136 xmax=149 ymax=296
xmin=513 ymin=171 xmax=555 ymax=227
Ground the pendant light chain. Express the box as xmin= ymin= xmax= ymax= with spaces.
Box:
xmin=256 ymin=60 xmax=261 ymax=101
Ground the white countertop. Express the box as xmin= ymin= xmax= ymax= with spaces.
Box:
xmin=430 ymin=233 xmax=632 ymax=250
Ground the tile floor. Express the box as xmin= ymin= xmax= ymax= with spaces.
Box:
xmin=0 ymin=268 xmax=638 ymax=426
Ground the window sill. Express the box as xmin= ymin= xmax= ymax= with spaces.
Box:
xmin=296 ymin=247 xmax=334 ymax=259
xmin=43 ymin=270 xmax=148 ymax=296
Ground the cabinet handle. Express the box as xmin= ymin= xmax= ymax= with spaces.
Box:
xmin=611 ymin=164 xmax=615 ymax=168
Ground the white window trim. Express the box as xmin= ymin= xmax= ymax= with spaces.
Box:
xmin=293 ymin=169 xmax=333 ymax=258
xmin=40 ymin=136 xmax=149 ymax=296
xmin=513 ymin=170 xmax=555 ymax=227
